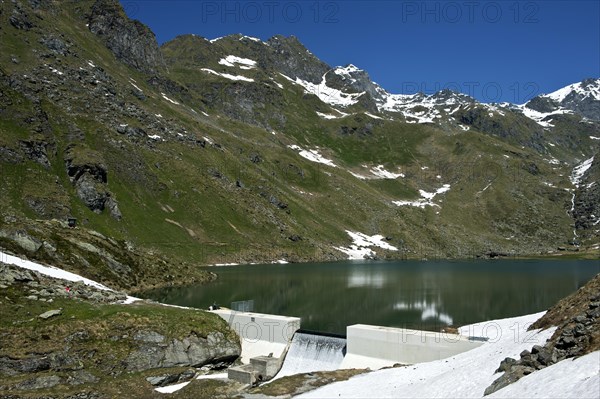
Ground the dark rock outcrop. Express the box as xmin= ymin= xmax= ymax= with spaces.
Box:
xmin=457 ymin=107 xmax=546 ymax=152
xmin=40 ymin=35 xmax=71 ymax=56
xmin=20 ymin=139 xmax=52 ymax=168
xmin=146 ymin=369 xmax=196 ymax=387
xmin=265 ymin=35 xmax=330 ymax=84
xmin=9 ymin=2 xmax=34 ymax=30
xmin=572 ymin=156 xmax=600 ymax=236
xmin=88 ymin=0 xmax=165 ymax=74
xmin=64 ymin=146 xmax=122 ymax=219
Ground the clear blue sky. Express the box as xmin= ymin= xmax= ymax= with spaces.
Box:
xmin=123 ymin=0 xmax=599 ymax=103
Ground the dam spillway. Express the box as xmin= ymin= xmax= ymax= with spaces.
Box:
xmin=273 ymin=331 xmax=347 ymax=380
xmin=211 ymin=309 xmax=485 ymax=385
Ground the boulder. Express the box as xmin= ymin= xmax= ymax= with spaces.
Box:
xmin=66 ymin=370 xmax=99 ymax=386
xmin=39 ymin=309 xmax=62 ymax=319
xmin=0 ymin=356 xmax=51 ymax=376
xmin=16 ymin=375 xmax=62 ymax=390
xmin=0 ymin=229 xmax=43 ymax=253
xmin=0 ymin=263 xmax=35 ymax=283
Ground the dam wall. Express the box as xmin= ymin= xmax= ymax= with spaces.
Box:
xmin=211 ymin=309 xmax=301 ymax=363
xmin=341 ymin=324 xmax=485 ymax=369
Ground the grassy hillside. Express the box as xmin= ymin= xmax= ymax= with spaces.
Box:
xmin=0 ymin=0 xmax=597 ymax=292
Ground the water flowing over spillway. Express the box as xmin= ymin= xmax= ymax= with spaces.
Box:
xmin=274 ymin=332 xmax=347 ymax=380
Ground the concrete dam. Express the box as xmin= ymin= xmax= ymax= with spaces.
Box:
xmin=274 ymin=331 xmax=347 ymax=380
xmin=210 ymin=309 xmax=484 ymax=384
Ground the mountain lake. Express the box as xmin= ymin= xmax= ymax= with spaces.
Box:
xmin=140 ymin=259 xmax=600 ymax=335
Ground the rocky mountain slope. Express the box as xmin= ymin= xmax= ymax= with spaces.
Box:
xmin=485 ymin=272 xmax=600 ymax=395
xmin=0 ymin=0 xmax=598 ymax=291
xmin=0 ymin=261 xmax=241 ymax=398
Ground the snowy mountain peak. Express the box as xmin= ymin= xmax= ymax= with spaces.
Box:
xmin=429 ymin=89 xmax=476 ymax=104
xmin=541 ymin=78 xmax=600 ymax=103
xmin=334 ymin=64 xmax=363 ymax=76
xmin=520 ymin=78 xmax=600 ymax=124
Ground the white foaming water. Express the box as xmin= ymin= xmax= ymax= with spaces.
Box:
xmin=273 ymin=332 xmax=346 ymax=380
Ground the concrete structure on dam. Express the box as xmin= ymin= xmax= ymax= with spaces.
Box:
xmin=212 ymin=310 xmax=486 ymax=384
xmin=341 ymin=324 xmax=485 ymax=369
xmin=211 ymin=309 xmax=301 ymax=363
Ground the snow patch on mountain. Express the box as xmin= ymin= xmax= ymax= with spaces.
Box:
xmin=517 ymin=105 xmax=574 ymax=128
xmin=280 ymin=73 xmax=364 ymax=107
xmin=288 ymin=145 xmax=337 ymax=167
xmin=130 ymin=81 xmax=143 ymax=93
xmin=200 ymin=68 xmax=254 ymax=82
xmin=316 ymin=112 xmax=340 ymax=120
xmin=370 ymin=165 xmax=404 ymax=179
xmin=0 ymin=250 xmax=139 ymax=304
xmin=240 ymin=35 xmax=264 ymax=43
xmin=349 ymin=165 xmax=405 ymax=180
xmin=393 ymin=184 xmax=451 ymax=208
xmin=335 ymin=231 xmax=398 ymax=260
xmin=570 ymin=156 xmax=594 ymax=187
xmin=269 ymin=77 xmax=284 ymax=89
xmin=161 ymin=93 xmax=180 ymax=105
xmin=333 ymin=64 xmax=362 ymax=80
xmin=218 ymin=55 xmax=257 ymax=70
xmin=209 ymin=35 xmax=265 ymax=44
xmin=364 ymin=112 xmax=384 ymax=120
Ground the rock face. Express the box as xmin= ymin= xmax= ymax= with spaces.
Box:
xmin=125 ymin=331 xmax=240 ymax=371
xmin=19 ymin=139 xmax=52 ymax=168
xmin=64 ymin=146 xmax=122 ymax=219
xmin=88 ymin=0 xmax=165 ymax=74
xmin=457 ymin=107 xmax=545 ymax=151
xmin=484 ymin=273 xmax=600 ymax=396
xmin=572 ymin=155 xmax=600 ymax=236
xmin=265 ymin=35 xmax=330 ymax=84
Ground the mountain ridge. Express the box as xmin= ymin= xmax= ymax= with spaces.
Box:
xmin=0 ymin=0 xmax=598 ymax=293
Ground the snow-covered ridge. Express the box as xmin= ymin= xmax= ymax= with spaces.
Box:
xmin=218 ymin=55 xmax=257 ymax=70
xmin=377 ymin=90 xmax=474 ymax=124
xmin=541 ymin=79 xmax=600 ymax=102
xmin=209 ymin=35 xmax=266 ymax=44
